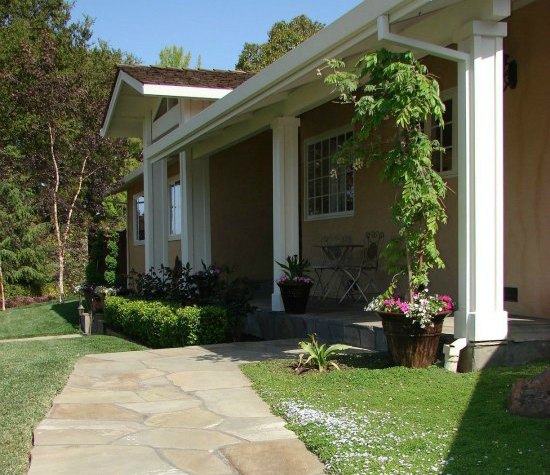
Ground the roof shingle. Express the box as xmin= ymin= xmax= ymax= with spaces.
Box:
xmin=119 ymin=65 xmax=254 ymax=90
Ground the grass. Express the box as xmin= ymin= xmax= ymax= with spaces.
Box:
xmin=0 ymin=300 xmax=81 ymax=339
xmin=0 ymin=335 xmax=145 ymax=475
xmin=242 ymin=354 xmax=550 ymax=475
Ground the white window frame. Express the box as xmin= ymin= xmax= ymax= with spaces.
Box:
xmin=133 ymin=193 xmax=145 ymax=246
xmin=426 ymin=88 xmax=457 ymax=178
xmin=303 ymin=126 xmax=355 ymax=221
xmin=167 ymin=176 xmax=181 ymax=239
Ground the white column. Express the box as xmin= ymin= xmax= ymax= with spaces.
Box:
xmin=151 ymin=158 xmax=169 ymax=269
xmin=192 ymin=157 xmax=211 ymax=267
xmin=179 ymin=150 xmax=212 ymax=270
xmin=142 ymin=115 xmax=154 ymax=272
xmin=143 ymin=158 xmax=154 ymax=272
xmin=455 ymin=21 xmax=508 ymax=342
xmin=179 ymin=150 xmax=194 ymax=267
xmin=271 ymin=117 xmax=301 ymax=311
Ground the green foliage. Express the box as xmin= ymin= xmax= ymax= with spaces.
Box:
xmin=236 ymin=15 xmax=323 ymax=72
xmin=0 ymin=181 xmax=53 ymax=306
xmin=325 ymin=49 xmax=448 ymax=298
xmin=104 ymin=233 xmax=119 ymax=286
xmin=158 ymin=44 xmax=201 ymax=69
xmin=0 ymin=1 xmax=140 ymax=299
xmin=243 ymin=357 xmax=549 ymax=475
xmin=298 ymin=333 xmax=350 ymax=372
xmin=276 ymin=254 xmax=311 ymax=279
xmin=104 ymin=296 xmax=227 ymax=348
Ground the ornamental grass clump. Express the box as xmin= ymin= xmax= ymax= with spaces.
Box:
xmin=325 ymin=49 xmax=453 ymax=323
xmin=297 ymin=333 xmax=350 ymax=372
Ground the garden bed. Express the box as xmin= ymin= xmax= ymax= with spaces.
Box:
xmin=242 ymin=354 xmax=549 ymax=474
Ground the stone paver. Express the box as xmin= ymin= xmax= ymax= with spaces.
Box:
xmin=0 ymin=333 xmax=82 ymax=343
xmin=28 ymin=339 xmax=336 ymax=475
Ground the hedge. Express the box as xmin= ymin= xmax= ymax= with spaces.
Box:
xmin=104 ymin=296 xmax=227 ymax=348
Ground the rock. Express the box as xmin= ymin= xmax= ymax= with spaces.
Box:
xmin=508 ymin=368 xmax=550 ymax=418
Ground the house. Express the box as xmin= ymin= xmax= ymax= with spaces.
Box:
xmin=101 ymin=0 xmax=550 ymax=370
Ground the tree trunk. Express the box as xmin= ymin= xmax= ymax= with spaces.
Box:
xmin=57 ymin=250 xmax=65 ymax=302
xmin=0 ymin=258 xmax=5 ymax=311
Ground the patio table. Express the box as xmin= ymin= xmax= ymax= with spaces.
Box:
xmin=313 ymin=243 xmax=363 ymax=300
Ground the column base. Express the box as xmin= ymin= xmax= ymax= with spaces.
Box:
xmin=271 ymin=292 xmax=284 ymax=312
xmin=454 ymin=310 xmax=508 ymax=341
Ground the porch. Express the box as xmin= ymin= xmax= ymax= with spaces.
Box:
xmin=244 ymin=295 xmax=550 ymax=369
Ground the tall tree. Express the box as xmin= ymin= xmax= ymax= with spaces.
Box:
xmin=0 ymin=1 xmax=136 ymax=300
xmin=0 ymin=182 xmax=52 ymax=310
xmin=236 ymin=15 xmax=324 ymax=72
xmin=158 ymin=44 xmax=201 ymax=69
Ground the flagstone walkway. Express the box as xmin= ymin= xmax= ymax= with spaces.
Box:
xmin=28 ymin=339 xmax=326 ymax=475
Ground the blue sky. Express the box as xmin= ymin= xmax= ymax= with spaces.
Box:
xmin=71 ymin=1 xmax=363 ymax=70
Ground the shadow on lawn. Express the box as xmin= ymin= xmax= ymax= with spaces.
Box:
xmin=442 ymin=350 xmax=549 ymax=475
xmin=50 ymin=300 xmax=80 ymax=327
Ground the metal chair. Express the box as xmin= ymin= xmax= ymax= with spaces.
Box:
xmin=311 ymin=235 xmax=348 ymax=299
xmin=339 ymin=231 xmax=384 ymax=303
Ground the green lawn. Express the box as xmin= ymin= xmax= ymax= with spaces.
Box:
xmin=242 ymin=355 xmax=550 ymax=475
xmin=0 ymin=300 xmax=81 ymax=339
xmin=0 ymin=336 xmax=145 ymax=475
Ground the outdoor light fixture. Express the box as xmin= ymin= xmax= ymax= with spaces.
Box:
xmin=504 ymin=54 xmax=518 ymax=90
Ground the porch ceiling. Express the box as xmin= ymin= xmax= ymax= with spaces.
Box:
xmin=144 ymin=0 xmax=512 ymax=162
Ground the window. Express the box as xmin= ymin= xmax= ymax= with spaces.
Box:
xmin=154 ymin=97 xmax=178 ymax=121
xmin=305 ymin=129 xmax=354 ymax=219
xmin=169 ymin=179 xmax=181 ymax=236
xmin=134 ymin=194 xmax=145 ymax=243
xmin=427 ymin=89 xmax=457 ymax=176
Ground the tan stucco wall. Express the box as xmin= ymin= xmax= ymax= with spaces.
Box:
xmin=126 ymin=179 xmax=145 ymax=275
xmin=503 ymin=0 xmax=550 ymax=317
xmin=299 ymin=88 xmax=459 ymax=298
xmin=210 ymin=131 xmax=273 ymax=280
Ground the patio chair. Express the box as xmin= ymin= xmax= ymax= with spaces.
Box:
xmin=339 ymin=231 xmax=384 ymax=303
xmin=311 ymin=235 xmax=350 ymax=299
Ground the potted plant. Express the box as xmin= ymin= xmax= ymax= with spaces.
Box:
xmin=325 ymin=49 xmax=455 ymax=368
xmin=92 ymin=286 xmax=115 ymax=313
xmin=276 ymin=255 xmax=313 ymax=314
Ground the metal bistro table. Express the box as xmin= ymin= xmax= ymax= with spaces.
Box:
xmin=313 ymin=243 xmax=363 ymax=301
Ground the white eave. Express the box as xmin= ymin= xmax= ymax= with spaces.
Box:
xmin=101 ymin=70 xmax=232 ymax=138
xmin=113 ymin=164 xmax=144 ymax=193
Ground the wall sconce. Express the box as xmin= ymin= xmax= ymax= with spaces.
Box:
xmin=504 ymin=54 xmax=518 ymax=91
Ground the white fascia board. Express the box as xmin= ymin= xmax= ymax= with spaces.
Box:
xmin=144 ymin=0 xmax=433 ymax=160
xmin=101 ymin=70 xmax=233 ymax=137
xmin=112 ymin=165 xmax=144 ymax=193
xmin=141 ymin=84 xmax=232 ymax=99
xmin=101 ymin=71 xmax=145 ymax=137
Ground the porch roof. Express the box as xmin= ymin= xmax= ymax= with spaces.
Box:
xmin=138 ymin=0 xmax=515 ymax=161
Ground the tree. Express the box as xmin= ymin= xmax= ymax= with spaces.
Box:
xmin=325 ymin=49 xmax=448 ymax=304
xmin=0 ymin=182 xmax=52 ymax=310
xmin=158 ymin=44 xmax=201 ymax=69
xmin=236 ymin=15 xmax=324 ymax=72
xmin=0 ymin=2 xmax=136 ymax=300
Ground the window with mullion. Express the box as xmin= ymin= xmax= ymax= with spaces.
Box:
xmin=169 ymin=180 xmax=181 ymax=236
xmin=134 ymin=194 xmax=145 ymax=242
xmin=306 ymin=130 xmax=354 ymax=219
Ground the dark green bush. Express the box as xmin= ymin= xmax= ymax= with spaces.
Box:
xmin=104 ymin=296 xmax=227 ymax=348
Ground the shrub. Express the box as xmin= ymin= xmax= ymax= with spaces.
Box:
xmin=104 ymin=296 xmax=228 ymax=348
xmin=125 ymin=262 xmax=254 ymax=340
xmin=5 ymin=295 xmax=54 ymax=309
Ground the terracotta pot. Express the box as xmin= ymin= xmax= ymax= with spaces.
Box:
xmin=278 ymin=282 xmax=313 ymax=314
xmin=378 ymin=311 xmax=450 ymax=368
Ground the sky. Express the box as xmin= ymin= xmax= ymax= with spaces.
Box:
xmin=71 ymin=1 xmax=364 ymax=70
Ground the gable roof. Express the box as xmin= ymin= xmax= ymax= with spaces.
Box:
xmin=118 ymin=65 xmax=254 ymax=90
